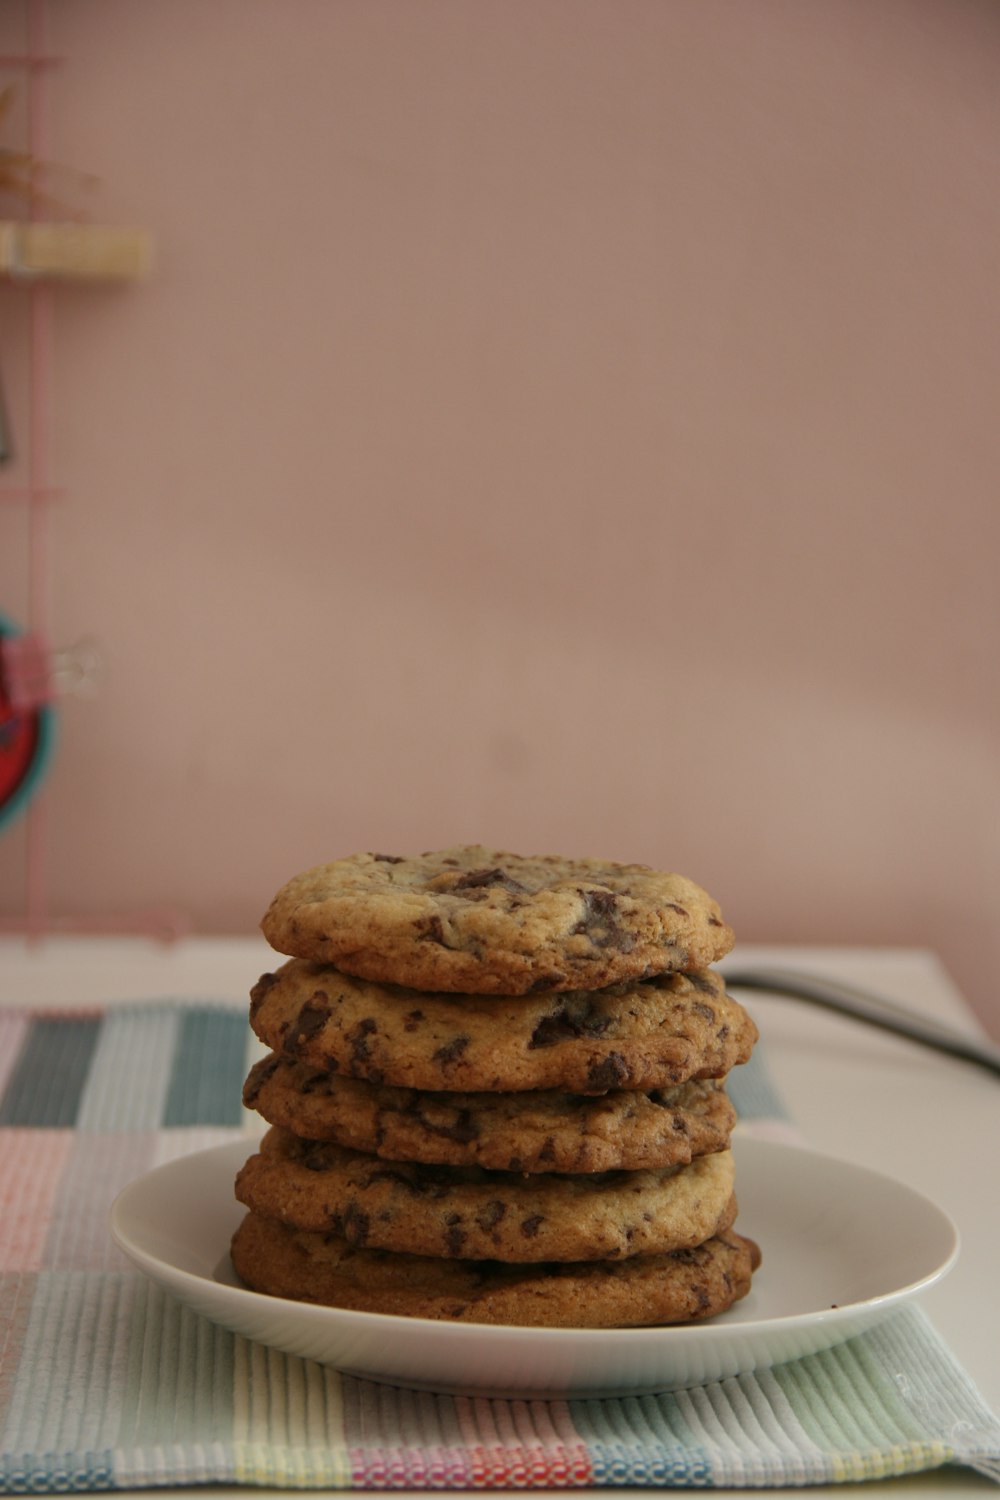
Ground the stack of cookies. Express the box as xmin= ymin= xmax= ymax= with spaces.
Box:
xmin=231 ymin=846 xmax=761 ymax=1328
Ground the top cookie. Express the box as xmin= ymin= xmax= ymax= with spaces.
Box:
xmin=261 ymin=846 xmax=733 ymax=994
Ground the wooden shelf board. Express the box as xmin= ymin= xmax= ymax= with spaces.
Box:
xmin=0 ymin=219 xmax=152 ymax=281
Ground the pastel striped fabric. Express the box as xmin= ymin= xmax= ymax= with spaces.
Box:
xmin=0 ymin=1001 xmax=998 ymax=1492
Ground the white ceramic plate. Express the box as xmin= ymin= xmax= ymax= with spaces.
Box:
xmin=110 ymin=1135 xmax=958 ymax=1399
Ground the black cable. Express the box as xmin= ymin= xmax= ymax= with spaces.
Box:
xmin=724 ymin=967 xmax=1000 ymax=1080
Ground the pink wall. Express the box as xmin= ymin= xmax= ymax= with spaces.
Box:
xmin=2 ymin=0 xmax=999 ymax=1035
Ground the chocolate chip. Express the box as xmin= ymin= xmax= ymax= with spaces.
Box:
xmin=365 ymin=1163 xmax=426 ymax=1194
xmin=373 ymin=853 xmax=404 ymax=863
xmin=432 ymin=1035 xmax=470 ymax=1066
xmin=302 ymin=1143 xmax=332 ymax=1172
xmin=520 ymin=1214 xmax=545 ymax=1238
xmin=527 ymin=973 xmax=567 ymax=993
xmin=445 ymin=1219 xmax=467 ymax=1256
xmin=369 ymin=1161 xmax=458 ymax=1197
xmin=337 ymin=1204 xmax=371 ymax=1247
xmin=475 ymin=1200 xmax=507 ymax=1233
xmin=403 ymin=1009 xmax=425 ymax=1032
xmin=664 ymin=902 xmax=689 ymax=918
xmin=692 ymin=1001 xmax=717 ymax=1022
xmin=249 ymin=971 xmax=278 ymax=1019
xmin=417 ymin=1106 xmax=479 ymax=1143
xmin=351 ymin=1016 xmax=377 ymax=1053
xmin=416 ymin=915 xmax=446 ymax=944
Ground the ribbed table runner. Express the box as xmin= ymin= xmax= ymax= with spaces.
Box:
xmin=0 ymin=999 xmax=998 ymax=1491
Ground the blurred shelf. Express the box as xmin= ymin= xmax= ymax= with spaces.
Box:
xmin=0 ymin=219 xmax=151 ymax=281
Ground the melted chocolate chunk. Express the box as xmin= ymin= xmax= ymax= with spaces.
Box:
xmin=348 ymin=1016 xmax=383 ymax=1080
xmin=444 ymin=1217 xmax=467 ymax=1255
xmin=241 ymin=1054 xmax=280 ymax=1107
xmin=373 ymin=853 xmax=404 ymax=863
xmin=585 ymin=1052 xmax=632 ymax=1091
xmin=529 ymin=1002 xmax=613 ymax=1048
xmin=285 ymin=997 xmax=332 ymax=1056
xmin=350 ymin=1016 xmax=377 ymax=1052
xmin=520 ymin=1214 xmax=545 ymax=1238
xmin=452 ymin=867 xmax=525 ymax=893
xmin=572 ymin=888 xmax=635 ymax=952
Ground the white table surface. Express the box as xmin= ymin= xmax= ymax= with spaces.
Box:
xmin=2 ymin=935 xmax=998 ymax=1499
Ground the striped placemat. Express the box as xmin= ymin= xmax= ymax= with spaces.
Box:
xmin=0 ymin=999 xmax=998 ymax=1491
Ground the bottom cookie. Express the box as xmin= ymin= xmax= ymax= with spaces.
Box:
xmin=231 ymin=1211 xmax=761 ymax=1328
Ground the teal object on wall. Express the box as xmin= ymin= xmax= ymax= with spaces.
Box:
xmin=0 ymin=612 xmax=56 ymax=832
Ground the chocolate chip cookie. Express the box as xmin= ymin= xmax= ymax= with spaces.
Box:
xmin=234 ymin=1127 xmax=737 ymax=1262
xmin=249 ymin=961 xmax=757 ymax=1094
xmin=231 ymin=1213 xmax=761 ymax=1327
xmin=260 ymin=847 xmax=734 ymax=994
xmin=244 ymin=1057 xmax=737 ymax=1173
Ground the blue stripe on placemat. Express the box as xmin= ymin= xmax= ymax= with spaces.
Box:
xmin=162 ymin=1008 xmax=249 ymax=1127
xmin=0 ymin=1016 xmax=103 ymax=1127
